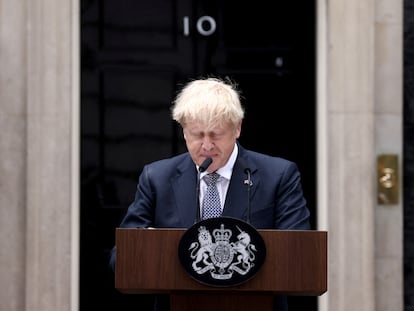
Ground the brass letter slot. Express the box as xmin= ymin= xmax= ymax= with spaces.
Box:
xmin=377 ymin=154 xmax=399 ymax=205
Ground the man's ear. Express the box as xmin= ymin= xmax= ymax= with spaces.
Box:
xmin=235 ymin=121 xmax=242 ymax=138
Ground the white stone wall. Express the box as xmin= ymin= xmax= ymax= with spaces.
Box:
xmin=0 ymin=1 xmax=79 ymax=311
xmin=0 ymin=1 xmax=27 ymax=311
xmin=318 ymin=0 xmax=403 ymax=310
xmin=374 ymin=0 xmax=403 ymax=309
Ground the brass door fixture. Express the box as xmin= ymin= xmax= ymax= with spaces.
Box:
xmin=377 ymin=154 xmax=399 ymax=205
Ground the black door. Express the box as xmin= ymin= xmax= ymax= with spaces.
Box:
xmin=81 ymin=1 xmax=316 ymax=310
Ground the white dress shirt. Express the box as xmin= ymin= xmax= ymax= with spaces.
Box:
xmin=199 ymin=143 xmax=238 ymax=213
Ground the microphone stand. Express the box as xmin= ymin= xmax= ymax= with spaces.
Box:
xmin=195 ymin=169 xmax=202 ymax=223
xmin=245 ymin=168 xmax=252 ymax=224
xmin=239 ymin=157 xmax=252 ymax=224
xmin=195 ymin=157 xmax=213 ymax=223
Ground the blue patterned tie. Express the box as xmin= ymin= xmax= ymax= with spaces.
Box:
xmin=202 ymin=172 xmax=221 ymax=219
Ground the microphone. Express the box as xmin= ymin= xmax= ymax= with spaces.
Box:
xmin=195 ymin=157 xmax=213 ymax=223
xmin=238 ymin=158 xmax=252 ymax=224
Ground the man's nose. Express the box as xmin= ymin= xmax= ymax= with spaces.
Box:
xmin=201 ymin=138 xmax=214 ymax=150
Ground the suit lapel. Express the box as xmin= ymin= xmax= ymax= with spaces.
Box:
xmin=222 ymin=161 xmax=246 ymax=219
xmin=222 ymin=150 xmax=260 ymax=221
xmin=172 ymin=157 xmax=198 ymax=227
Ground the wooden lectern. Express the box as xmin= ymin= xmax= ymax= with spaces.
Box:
xmin=115 ymin=228 xmax=327 ymax=311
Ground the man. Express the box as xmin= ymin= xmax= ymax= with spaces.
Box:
xmin=110 ymin=77 xmax=310 ymax=310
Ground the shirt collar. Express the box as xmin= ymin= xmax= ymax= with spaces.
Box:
xmin=201 ymin=143 xmax=238 ymax=180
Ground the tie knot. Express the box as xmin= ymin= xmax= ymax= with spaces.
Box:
xmin=204 ymin=172 xmax=220 ymax=186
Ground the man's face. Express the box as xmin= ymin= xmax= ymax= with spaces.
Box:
xmin=183 ymin=119 xmax=241 ymax=173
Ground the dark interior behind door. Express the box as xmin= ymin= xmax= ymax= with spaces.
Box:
xmin=81 ymin=1 xmax=316 ymax=310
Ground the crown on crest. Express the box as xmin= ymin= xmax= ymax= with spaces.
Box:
xmin=213 ymin=224 xmax=232 ymax=242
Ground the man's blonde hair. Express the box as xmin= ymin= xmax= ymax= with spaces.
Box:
xmin=171 ymin=77 xmax=245 ymax=128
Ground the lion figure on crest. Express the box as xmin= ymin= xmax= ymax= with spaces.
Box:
xmin=189 ymin=226 xmax=214 ymax=271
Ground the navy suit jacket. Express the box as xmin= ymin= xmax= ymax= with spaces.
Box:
xmin=116 ymin=144 xmax=309 ymax=230
xmin=109 ymin=143 xmax=311 ymax=310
